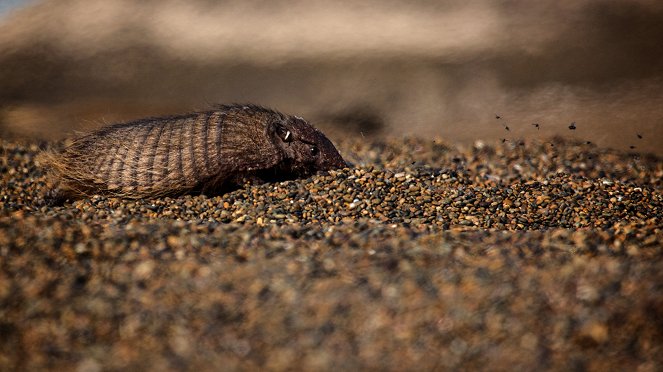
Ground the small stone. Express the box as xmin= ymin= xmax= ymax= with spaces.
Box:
xmin=133 ymin=261 xmax=155 ymax=280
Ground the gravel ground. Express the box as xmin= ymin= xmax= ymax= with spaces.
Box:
xmin=1 ymin=136 xmax=662 ymax=371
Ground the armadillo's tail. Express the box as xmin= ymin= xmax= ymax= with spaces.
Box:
xmin=36 ymin=149 xmax=89 ymax=205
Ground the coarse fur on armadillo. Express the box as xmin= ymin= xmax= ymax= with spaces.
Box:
xmin=41 ymin=104 xmax=346 ymax=201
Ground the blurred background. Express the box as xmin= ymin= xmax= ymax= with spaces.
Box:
xmin=0 ymin=0 xmax=661 ymax=154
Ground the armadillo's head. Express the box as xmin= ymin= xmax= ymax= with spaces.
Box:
xmin=269 ymin=115 xmax=347 ymax=175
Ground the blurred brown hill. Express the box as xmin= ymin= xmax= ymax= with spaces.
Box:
xmin=0 ymin=0 xmax=662 ymax=154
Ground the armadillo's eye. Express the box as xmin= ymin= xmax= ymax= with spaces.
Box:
xmin=310 ymin=145 xmax=319 ymax=156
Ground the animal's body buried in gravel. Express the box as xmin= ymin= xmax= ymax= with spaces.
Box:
xmin=41 ymin=104 xmax=347 ymax=203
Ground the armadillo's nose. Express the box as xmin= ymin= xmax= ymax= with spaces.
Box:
xmin=319 ymin=136 xmax=349 ymax=170
xmin=329 ymin=150 xmax=349 ymax=169
xmin=324 ymin=155 xmax=346 ymax=170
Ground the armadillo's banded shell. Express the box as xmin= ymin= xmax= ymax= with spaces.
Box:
xmin=59 ymin=110 xmax=233 ymax=197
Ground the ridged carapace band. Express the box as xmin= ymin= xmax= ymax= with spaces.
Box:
xmin=41 ymin=104 xmax=347 ymax=202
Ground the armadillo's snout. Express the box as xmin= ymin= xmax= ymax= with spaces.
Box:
xmin=316 ymin=135 xmax=348 ymax=170
xmin=321 ymin=152 xmax=347 ymax=170
xmin=331 ymin=149 xmax=347 ymax=168
xmin=324 ymin=145 xmax=349 ymax=170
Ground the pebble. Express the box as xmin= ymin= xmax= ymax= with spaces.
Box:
xmin=0 ymin=137 xmax=661 ymax=370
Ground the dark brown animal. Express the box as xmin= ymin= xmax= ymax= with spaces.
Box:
xmin=42 ymin=104 xmax=346 ymax=202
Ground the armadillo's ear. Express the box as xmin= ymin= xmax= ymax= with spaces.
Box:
xmin=270 ymin=121 xmax=294 ymax=143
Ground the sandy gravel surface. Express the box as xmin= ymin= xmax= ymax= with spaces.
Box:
xmin=1 ymin=137 xmax=661 ymax=370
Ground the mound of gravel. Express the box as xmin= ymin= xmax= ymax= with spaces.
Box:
xmin=1 ymin=137 xmax=661 ymax=370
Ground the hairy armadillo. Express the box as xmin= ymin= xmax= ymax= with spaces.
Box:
xmin=42 ymin=104 xmax=346 ymax=202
